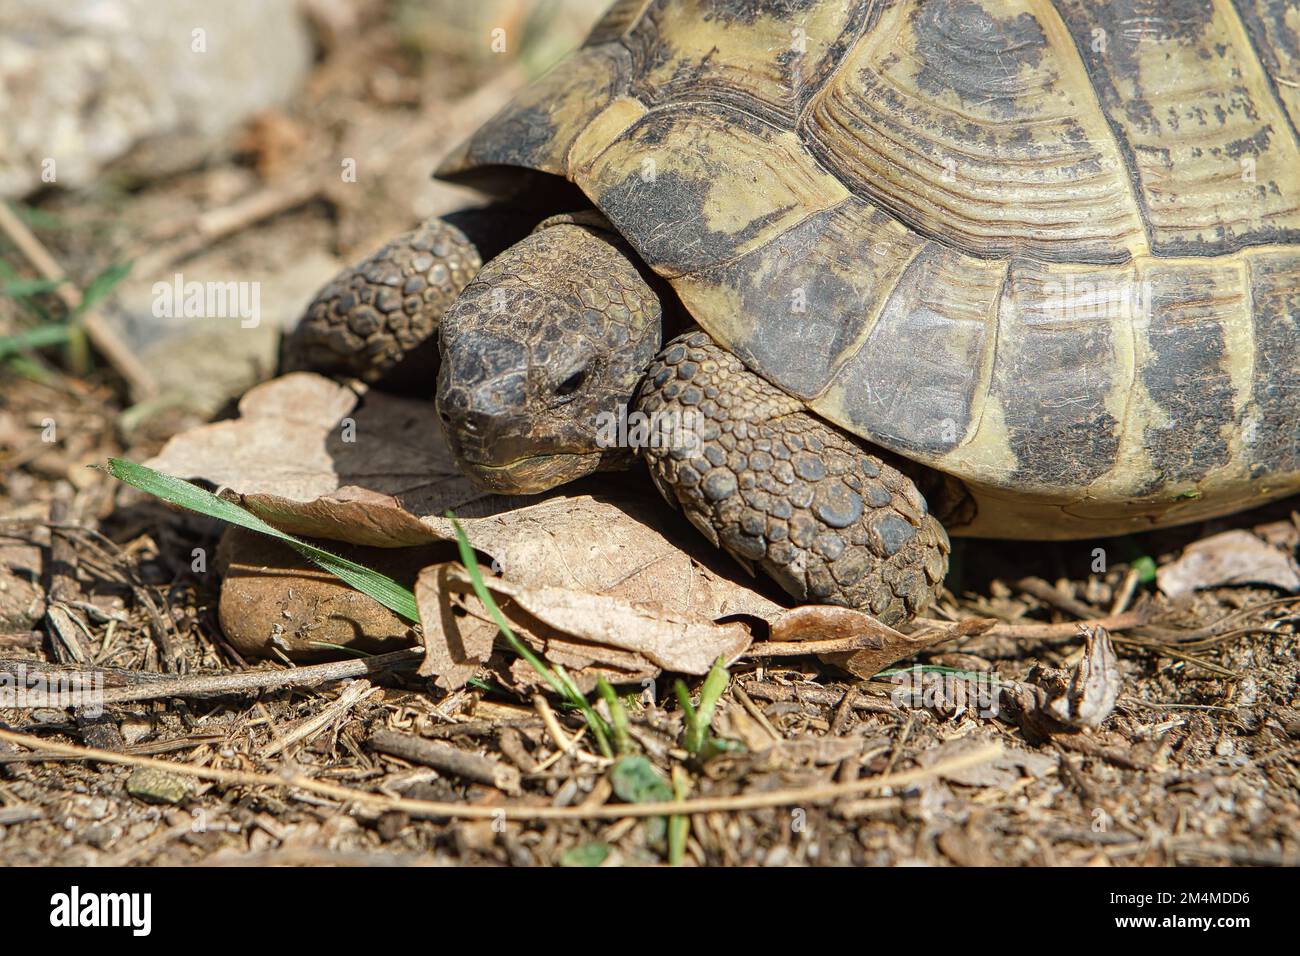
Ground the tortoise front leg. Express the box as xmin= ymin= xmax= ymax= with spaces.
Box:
xmin=283 ymin=207 xmax=535 ymax=392
xmin=636 ymin=330 xmax=949 ymax=625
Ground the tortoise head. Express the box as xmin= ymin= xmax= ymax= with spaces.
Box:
xmin=436 ymin=213 xmax=663 ymax=494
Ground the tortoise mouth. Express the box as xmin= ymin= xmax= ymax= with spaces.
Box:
xmin=458 ymin=451 xmax=602 ymax=494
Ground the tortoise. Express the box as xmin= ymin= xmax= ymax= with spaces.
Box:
xmin=286 ymin=0 xmax=1300 ymax=626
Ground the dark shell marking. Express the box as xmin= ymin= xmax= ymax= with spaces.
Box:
xmin=638 ymin=330 xmax=949 ymax=624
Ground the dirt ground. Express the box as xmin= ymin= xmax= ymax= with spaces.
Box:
xmin=2 ymin=0 xmax=1298 ymax=867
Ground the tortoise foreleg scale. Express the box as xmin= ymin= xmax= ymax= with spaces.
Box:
xmin=637 ymin=330 xmax=949 ymax=625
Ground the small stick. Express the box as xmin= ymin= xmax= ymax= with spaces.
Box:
xmin=421 ymin=718 xmax=542 ymax=739
xmin=1110 ymin=568 xmax=1142 ymax=616
xmin=0 ymin=735 xmax=223 ymax=765
xmin=369 ymin=729 xmax=521 ymax=794
xmin=129 ymin=178 xmax=321 ymax=278
xmin=0 ymin=633 xmax=41 ymax=649
xmin=532 ymin=693 xmax=574 ymax=756
xmin=961 ymin=610 xmax=1146 ymax=643
xmin=1016 ymin=576 xmax=1104 ymax=620
xmin=0 ymin=648 xmax=423 ymax=706
xmin=46 ymin=499 xmax=81 ymax=607
xmin=741 ymin=681 xmax=898 ymax=714
xmin=730 ymin=686 xmax=781 ymax=741
xmin=260 ymin=679 xmax=377 ymax=757
xmin=747 ymin=635 xmax=900 ymax=657
xmin=830 ymin=689 xmax=856 ymax=736
xmin=44 ymin=498 xmax=91 ymax=665
xmin=0 ymin=805 xmax=44 ymax=826
xmin=1050 ymin=732 xmax=1150 ymax=771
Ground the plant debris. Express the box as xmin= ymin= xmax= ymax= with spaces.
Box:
xmin=1157 ymin=529 xmax=1300 ymax=599
xmin=1046 ymin=626 xmax=1122 ymax=730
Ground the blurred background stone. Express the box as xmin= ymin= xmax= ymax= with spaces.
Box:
xmin=0 ymin=0 xmax=313 ymax=198
xmin=1 ymin=0 xmax=609 ymax=439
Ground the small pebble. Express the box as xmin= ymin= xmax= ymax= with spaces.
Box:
xmin=126 ymin=768 xmax=190 ymax=805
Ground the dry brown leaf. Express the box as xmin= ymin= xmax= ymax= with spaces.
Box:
xmin=416 ymin=563 xmax=751 ymax=690
xmin=1157 ymin=528 xmax=1300 ymax=599
xmin=772 ymin=605 xmax=975 ymax=678
xmin=413 ymin=564 xmax=498 ymax=688
xmin=147 ymin=372 xmax=499 ymax=545
xmin=1047 ymin=625 xmax=1121 ymax=729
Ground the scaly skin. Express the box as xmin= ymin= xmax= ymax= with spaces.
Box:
xmin=436 ymin=212 xmax=663 ymax=492
xmin=284 ymin=209 xmax=534 ymax=391
xmin=637 ymin=330 xmax=949 ymax=624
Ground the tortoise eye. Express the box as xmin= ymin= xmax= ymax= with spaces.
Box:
xmin=556 ymin=367 xmax=587 ymax=397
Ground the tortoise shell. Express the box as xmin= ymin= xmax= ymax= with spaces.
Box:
xmin=438 ymin=0 xmax=1300 ymax=538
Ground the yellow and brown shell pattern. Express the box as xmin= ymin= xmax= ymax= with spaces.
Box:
xmin=439 ymin=0 xmax=1300 ymax=539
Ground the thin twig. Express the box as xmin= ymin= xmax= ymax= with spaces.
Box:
xmin=532 ymin=693 xmax=575 ymax=756
xmin=0 ymin=201 xmax=157 ymax=397
xmin=730 ymin=686 xmax=781 ymax=741
xmin=0 ymin=648 xmax=422 ymax=706
xmin=747 ymin=636 xmax=893 ymax=657
xmin=129 ymin=178 xmax=322 ymax=278
xmin=260 ymin=679 xmax=377 ymax=757
xmin=370 ymin=729 xmax=521 ymax=793
xmin=741 ymin=681 xmax=899 ymax=715
xmin=1110 ymin=568 xmax=1141 ymax=616
xmin=956 ymin=610 xmax=1146 ymax=643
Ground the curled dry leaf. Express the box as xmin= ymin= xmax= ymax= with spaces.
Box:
xmin=146 ymin=372 xmax=500 ymax=546
xmin=415 ymin=563 xmax=751 ymax=691
xmin=1157 ymin=528 xmax=1300 ymax=599
xmin=414 ymin=564 xmax=498 ymax=689
xmin=1047 ymin=625 xmax=1121 ymax=729
xmin=770 ymin=605 xmax=990 ymax=678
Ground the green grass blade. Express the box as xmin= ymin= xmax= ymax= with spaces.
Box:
xmin=1 ymin=276 xmax=65 ymax=298
xmin=446 ymin=514 xmax=612 ymax=756
xmin=690 ymin=656 xmax=729 ymax=752
xmin=668 ymin=767 xmax=689 ymax=867
xmin=104 ymin=458 xmax=419 ymax=622
xmin=597 ymin=677 xmax=631 ymax=756
xmin=555 ymin=664 xmax=612 ymax=758
xmin=0 ymin=324 xmax=73 ymax=358
xmin=75 ymin=261 xmax=132 ymax=316
xmin=674 ymin=679 xmax=698 ymax=729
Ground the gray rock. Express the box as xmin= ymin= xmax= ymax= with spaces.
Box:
xmin=0 ymin=0 xmax=312 ymax=197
